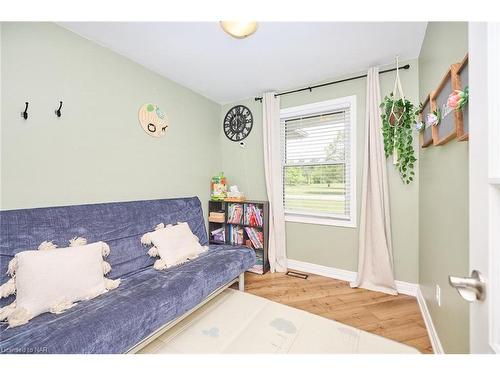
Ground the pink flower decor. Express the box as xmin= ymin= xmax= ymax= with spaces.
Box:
xmin=447 ymin=92 xmax=461 ymax=109
xmin=447 ymin=86 xmax=469 ymax=111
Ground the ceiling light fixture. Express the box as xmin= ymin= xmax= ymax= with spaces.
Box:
xmin=220 ymin=21 xmax=258 ymax=39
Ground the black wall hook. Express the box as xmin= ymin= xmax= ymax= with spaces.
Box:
xmin=21 ymin=102 xmax=29 ymax=120
xmin=55 ymin=101 xmax=63 ymax=117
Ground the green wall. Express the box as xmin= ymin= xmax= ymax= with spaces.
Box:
xmin=1 ymin=22 xmax=221 ymax=210
xmin=418 ymin=22 xmax=469 ymax=353
xmin=221 ymin=59 xmax=420 ymax=283
xmin=0 ymin=22 xmax=471 ymax=352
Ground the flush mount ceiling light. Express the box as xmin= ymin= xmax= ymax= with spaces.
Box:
xmin=220 ymin=21 xmax=258 ymax=39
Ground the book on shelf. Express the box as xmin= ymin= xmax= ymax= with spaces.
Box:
xmin=244 ymin=227 xmax=263 ymax=249
xmin=211 ymin=227 xmax=224 ymax=235
xmin=244 ymin=204 xmax=263 ymax=227
xmin=227 ymin=225 xmax=244 ymax=246
xmin=248 ymin=265 xmax=263 ymax=274
xmin=210 ymin=227 xmax=225 ymax=243
xmin=227 ymin=203 xmax=243 ymax=224
xmin=248 ymin=252 xmax=264 ymax=273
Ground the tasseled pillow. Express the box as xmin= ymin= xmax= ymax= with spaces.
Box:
xmin=0 ymin=238 xmax=120 ymax=328
xmin=142 ymin=222 xmax=208 ymax=270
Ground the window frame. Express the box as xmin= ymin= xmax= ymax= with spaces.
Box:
xmin=280 ymin=95 xmax=357 ymax=228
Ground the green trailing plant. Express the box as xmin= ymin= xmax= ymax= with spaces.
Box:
xmin=380 ymin=93 xmax=419 ymax=184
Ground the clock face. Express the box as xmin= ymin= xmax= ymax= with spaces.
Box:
xmin=223 ymin=105 xmax=253 ymax=141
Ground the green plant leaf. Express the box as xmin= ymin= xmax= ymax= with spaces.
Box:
xmin=380 ymin=95 xmax=417 ymax=184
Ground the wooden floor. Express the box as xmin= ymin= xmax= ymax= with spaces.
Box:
xmin=243 ymin=270 xmax=433 ymax=354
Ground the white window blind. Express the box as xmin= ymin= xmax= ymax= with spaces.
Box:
xmin=281 ymin=97 xmax=356 ymax=226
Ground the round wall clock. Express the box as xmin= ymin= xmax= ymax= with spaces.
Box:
xmin=138 ymin=103 xmax=168 ymax=138
xmin=223 ymin=105 xmax=253 ymax=141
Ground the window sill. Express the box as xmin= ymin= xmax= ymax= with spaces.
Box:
xmin=285 ymin=214 xmax=357 ymax=228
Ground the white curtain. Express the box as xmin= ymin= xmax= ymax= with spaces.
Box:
xmin=262 ymin=92 xmax=287 ymax=273
xmin=350 ymin=68 xmax=398 ymax=295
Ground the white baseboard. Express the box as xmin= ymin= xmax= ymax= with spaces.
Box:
xmin=287 ymin=258 xmax=418 ymax=297
xmin=286 ymin=258 xmax=442 ymax=353
xmin=287 ymin=259 xmax=357 ymax=283
xmin=416 ymin=286 xmax=444 ymax=354
xmin=394 ymin=280 xmax=419 ymax=297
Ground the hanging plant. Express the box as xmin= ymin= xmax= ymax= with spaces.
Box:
xmin=380 ymin=93 xmax=419 ymax=184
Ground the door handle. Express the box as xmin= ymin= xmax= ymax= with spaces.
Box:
xmin=449 ymin=270 xmax=485 ymax=302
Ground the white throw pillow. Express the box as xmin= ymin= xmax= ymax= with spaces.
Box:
xmin=0 ymin=239 xmax=120 ymax=328
xmin=141 ymin=222 xmax=208 ymax=270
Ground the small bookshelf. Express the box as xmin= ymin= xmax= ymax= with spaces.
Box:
xmin=208 ymin=199 xmax=269 ymax=274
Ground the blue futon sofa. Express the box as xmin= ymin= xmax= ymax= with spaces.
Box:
xmin=0 ymin=197 xmax=255 ymax=354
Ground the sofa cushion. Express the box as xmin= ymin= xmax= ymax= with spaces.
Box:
xmin=2 ymin=241 xmax=121 ymax=328
xmin=0 ymin=197 xmax=208 ymax=309
xmin=0 ymin=245 xmax=255 ymax=354
xmin=143 ymin=222 xmax=208 ymax=269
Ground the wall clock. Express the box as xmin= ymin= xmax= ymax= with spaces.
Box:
xmin=223 ymin=105 xmax=253 ymax=141
xmin=138 ymin=103 xmax=168 ymax=138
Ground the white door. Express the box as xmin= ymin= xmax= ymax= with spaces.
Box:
xmin=455 ymin=22 xmax=500 ymax=354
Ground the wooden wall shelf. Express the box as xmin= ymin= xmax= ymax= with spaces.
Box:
xmin=455 ymin=54 xmax=469 ymax=141
xmin=420 ymin=53 xmax=469 ymax=149
xmin=420 ymin=94 xmax=433 ymax=148
xmin=431 ymin=66 xmax=458 ymax=146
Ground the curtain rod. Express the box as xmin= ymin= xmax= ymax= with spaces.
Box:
xmin=254 ymin=64 xmax=410 ymax=102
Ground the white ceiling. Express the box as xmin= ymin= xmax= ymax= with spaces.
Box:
xmin=60 ymin=22 xmax=427 ymax=104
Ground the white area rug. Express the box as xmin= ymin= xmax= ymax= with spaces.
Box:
xmin=138 ymin=289 xmax=419 ymax=354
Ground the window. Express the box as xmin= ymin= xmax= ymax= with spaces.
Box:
xmin=280 ymin=96 xmax=356 ymax=227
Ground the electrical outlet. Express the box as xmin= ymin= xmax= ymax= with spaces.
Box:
xmin=435 ymin=284 xmax=441 ymax=307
